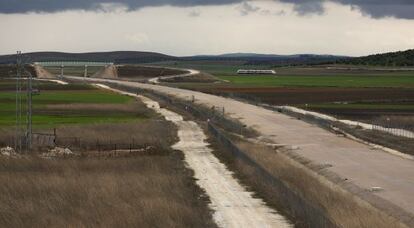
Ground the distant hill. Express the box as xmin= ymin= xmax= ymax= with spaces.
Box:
xmin=185 ymin=53 xmax=348 ymax=65
xmin=0 ymin=51 xmax=177 ymax=64
xmin=4 ymin=50 xmax=413 ymax=67
xmin=338 ymin=49 xmax=414 ymax=66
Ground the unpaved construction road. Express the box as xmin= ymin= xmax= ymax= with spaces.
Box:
xmin=148 ymin=69 xmax=200 ymax=83
xmin=94 ymin=84 xmax=291 ymax=228
xmin=68 ymin=76 xmax=414 ymax=225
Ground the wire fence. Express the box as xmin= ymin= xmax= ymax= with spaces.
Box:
xmin=207 ymin=122 xmax=338 ymax=228
xmin=1 ymin=132 xmax=155 ymax=153
xmin=370 ymin=119 xmax=414 ymax=138
xmin=54 ymin=137 xmax=153 ymax=152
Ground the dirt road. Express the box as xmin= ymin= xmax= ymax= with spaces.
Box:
xmin=94 ymin=84 xmax=291 ymax=228
xmin=148 ymin=69 xmax=200 ymax=83
xmin=68 ymin=76 xmax=414 ymax=225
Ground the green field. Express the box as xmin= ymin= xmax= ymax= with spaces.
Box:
xmin=298 ymin=103 xmax=414 ymax=110
xmin=0 ymin=81 xmax=146 ymax=127
xmin=150 ymin=61 xmax=414 ymax=88
xmin=218 ymin=75 xmax=414 ymax=88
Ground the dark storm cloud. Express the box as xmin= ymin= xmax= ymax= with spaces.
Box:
xmin=0 ymin=0 xmax=241 ymax=13
xmin=340 ymin=1 xmax=414 ymax=19
xmin=0 ymin=0 xmax=413 ymax=19
xmin=281 ymin=0 xmax=414 ymax=19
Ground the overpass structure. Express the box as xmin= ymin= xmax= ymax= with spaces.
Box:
xmin=34 ymin=61 xmax=113 ymax=67
xmin=34 ymin=61 xmax=114 ymax=77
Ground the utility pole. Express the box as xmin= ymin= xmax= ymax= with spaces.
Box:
xmin=15 ymin=51 xmax=23 ymax=152
xmin=26 ymin=69 xmax=33 ymax=152
xmin=14 ymin=51 xmax=33 ymax=153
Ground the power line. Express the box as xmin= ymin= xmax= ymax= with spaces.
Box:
xmin=15 ymin=51 xmax=33 ymax=153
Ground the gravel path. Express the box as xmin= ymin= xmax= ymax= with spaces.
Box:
xmin=94 ymin=83 xmax=291 ymax=228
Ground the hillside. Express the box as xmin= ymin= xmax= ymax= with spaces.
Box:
xmin=0 ymin=51 xmax=177 ymax=64
xmin=184 ymin=53 xmax=347 ymax=66
xmin=339 ymin=49 xmax=414 ymax=66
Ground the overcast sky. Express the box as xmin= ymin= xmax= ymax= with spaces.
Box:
xmin=0 ymin=0 xmax=413 ymax=56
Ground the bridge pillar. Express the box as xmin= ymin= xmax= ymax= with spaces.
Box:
xmin=84 ymin=65 xmax=88 ymax=78
xmin=60 ymin=65 xmax=64 ymax=77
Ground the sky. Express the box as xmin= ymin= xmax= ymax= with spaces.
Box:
xmin=0 ymin=0 xmax=413 ymax=57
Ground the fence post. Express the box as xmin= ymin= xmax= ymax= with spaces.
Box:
xmin=53 ymin=128 xmax=57 ymax=146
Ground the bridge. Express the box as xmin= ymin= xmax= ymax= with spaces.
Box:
xmin=34 ymin=61 xmax=114 ymax=77
xmin=34 ymin=61 xmax=113 ymax=67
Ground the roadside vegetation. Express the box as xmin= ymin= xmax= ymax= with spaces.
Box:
xmin=0 ymin=151 xmax=215 ymax=227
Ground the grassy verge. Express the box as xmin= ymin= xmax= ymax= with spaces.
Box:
xmin=0 ymin=152 xmax=215 ymax=227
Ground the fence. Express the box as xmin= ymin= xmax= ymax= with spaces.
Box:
xmin=208 ymin=122 xmax=338 ymax=228
xmin=54 ymin=137 xmax=153 ymax=152
xmin=1 ymin=131 xmax=152 ymax=153
xmin=371 ymin=119 xmax=414 ymax=138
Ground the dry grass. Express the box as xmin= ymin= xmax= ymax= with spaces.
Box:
xmin=54 ymin=120 xmax=177 ymax=149
xmin=45 ymin=103 xmax=147 ymax=113
xmin=213 ymin=136 xmax=406 ymax=228
xmin=0 ymin=153 xmax=216 ymax=228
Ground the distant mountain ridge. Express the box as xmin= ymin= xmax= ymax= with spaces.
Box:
xmin=1 ymin=50 xmax=412 ymax=66
xmin=0 ymin=51 xmax=348 ymax=66
xmin=185 ymin=53 xmax=348 ymax=65
xmin=0 ymin=51 xmax=177 ymax=64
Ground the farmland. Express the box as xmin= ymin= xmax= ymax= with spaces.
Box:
xmin=217 ymin=75 xmax=414 ymax=88
xmin=0 ymin=80 xmax=142 ymax=127
xmin=0 ymin=79 xmax=175 ymax=150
